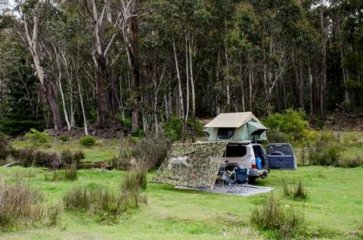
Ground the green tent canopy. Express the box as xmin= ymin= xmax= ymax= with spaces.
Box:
xmin=204 ymin=112 xmax=268 ymax=141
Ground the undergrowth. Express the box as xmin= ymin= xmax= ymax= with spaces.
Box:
xmin=250 ymin=193 xmax=305 ymax=239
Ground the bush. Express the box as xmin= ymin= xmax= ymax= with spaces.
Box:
xmin=0 ymin=180 xmax=44 ymax=229
xmin=294 ymin=181 xmax=308 ymax=200
xmin=59 ymin=134 xmax=69 ymax=142
xmin=25 ymin=128 xmax=50 ymax=144
xmin=12 ymin=149 xmax=63 ymax=168
xmin=63 ymin=176 xmax=147 ymax=222
xmin=61 ymin=150 xmax=84 ymax=167
xmin=45 ymin=166 xmax=78 ymax=181
xmin=0 ymin=132 xmax=8 ymax=159
xmin=283 ymin=181 xmax=308 ymax=200
xmin=0 ymin=120 xmax=43 ymax=136
xmin=121 ymin=170 xmax=147 ymax=192
xmin=162 ymin=116 xmax=204 ymax=141
xmin=267 ymin=129 xmax=289 ymax=143
xmin=337 ymin=155 xmax=363 ymax=168
xmin=250 ymin=193 xmax=304 ymax=238
xmin=79 ymin=135 xmax=96 ymax=147
xmin=263 ymin=109 xmax=309 ymax=143
xmin=131 ymin=136 xmax=170 ymax=170
xmin=163 ymin=116 xmax=183 ymax=141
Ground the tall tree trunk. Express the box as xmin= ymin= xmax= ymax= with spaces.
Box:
xmin=320 ymin=8 xmax=327 ymax=119
xmin=299 ymin=59 xmax=304 ymax=109
xmin=189 ymin=36 xmax=196 ymax=143
xmin=173 ymin=39 xmax=184 ymax=120
xmin=308 ymin=61 xmax=314 ymax=115
xmin=185 ymin=33 xmax=190 ymax=121
xmin=96 ymin=55 xmax=107 ymax=128
xmin=21 ymin=4 xmax=62 ymax=130
xmin=43 ymin=79 xmax=62 ymax=130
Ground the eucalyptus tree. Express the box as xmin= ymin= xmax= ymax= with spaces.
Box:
xmin=14 ymin=0 xmax=63 ymax=130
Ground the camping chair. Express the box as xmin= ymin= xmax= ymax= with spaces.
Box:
xmin=234 ymin=167 xmax=248 ymax=184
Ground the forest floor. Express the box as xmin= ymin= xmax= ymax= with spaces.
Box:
xmin=1 ymin=132 xmax=363 ymax=239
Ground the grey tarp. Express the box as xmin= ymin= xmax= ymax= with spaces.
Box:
xmin=153 ymin=142 xmax=228 ymax=188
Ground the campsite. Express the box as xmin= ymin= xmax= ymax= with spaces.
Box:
xmin=1 ymin=111 xmax=363 ymax=239
xmin=1 ymin=0 xmax=363 ymax=239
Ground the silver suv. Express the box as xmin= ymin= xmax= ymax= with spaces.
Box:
xmin=218 ymin=141 xmax=269 ymax=183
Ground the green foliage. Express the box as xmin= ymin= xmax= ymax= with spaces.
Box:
xmin=45 ymin=167 xmax=78 ymax=181
xmin=294 ymin=181 xmax=308 ymax=200
xmin=59 ymin=134 xmax=69 ymax=142
xmin=0 ymin=120 xmax=43 ymax=136
xmin=283 ymin=181 xmax=308 ymax=200
xmin=250 ymin=193 xmax=305 ymax=239
xmin=119 ymin=116 xmax=132 ymax=130
xmin=0 ymin=132 xmax=8 ymax=159
xmin=263 ymin=109 xmax=309 ymax=143
xmin=61 ymin=150 xmax=84 ymax=166
xmin=162 ymin=116 xmax=204 ymax=141
xmin=163 ymin=116 xmax=183 ymax=141
xmin=131 ymin=136 xmax=170 ymax=170
xmin=79 ymin=135 xmax=96 ymax=147
xmin=121 ymin=170 xmax=147 ymax=192
xmin=25 ymin=128 xmax=50 ymax=144
xmin=63 ymin=175 xmax=147 ymax=222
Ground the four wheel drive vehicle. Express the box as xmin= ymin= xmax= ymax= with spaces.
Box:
xmin=267 ymin=143 xmax=297 ymax=169
xmin=217 ymin=142 xmax=270 ymax=184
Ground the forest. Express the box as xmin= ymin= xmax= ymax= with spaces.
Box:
xmin=0 ymin=0 xmax=362 ymax=134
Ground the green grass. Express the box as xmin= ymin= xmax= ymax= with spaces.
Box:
xmin=10 ymin=138 xmax=120 ymax=163
xmin=0 ymin=166 xmax=362 ymax=239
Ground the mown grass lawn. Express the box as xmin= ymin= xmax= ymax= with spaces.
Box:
xmin=0 ymin=165 xmax=362 ymax=240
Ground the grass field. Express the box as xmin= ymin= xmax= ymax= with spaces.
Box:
xmin=0 ymin=165 xmax=362 ymax=240
xmin=11 ymin=138 xmax=120 ymax=163
xmin=1 ymin=133 xmax=363 ymax=239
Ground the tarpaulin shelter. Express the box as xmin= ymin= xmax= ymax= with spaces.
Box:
xmin=204 ymin=112 xmax=268 ymax=141
xmin=153 ymin=142 xmax=227 ymax=188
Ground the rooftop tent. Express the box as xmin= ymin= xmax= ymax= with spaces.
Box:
xmin=204 ymin=112 xmax=268 ymax=141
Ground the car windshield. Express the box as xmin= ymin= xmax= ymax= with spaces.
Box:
xmin=267 ymin=145 xmax=293 ymax=155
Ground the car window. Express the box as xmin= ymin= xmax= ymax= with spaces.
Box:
xmin=217 ymin=128 xmax=234 ymax=139
xmin=267 ymin=145 xmax=293 ymax=155
xmin=225 ymin=145 xmax=247 ymax=157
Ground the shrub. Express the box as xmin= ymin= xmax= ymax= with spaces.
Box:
xmin=263 ymin=109 xmax=309 ymax=143
xmin=74 ymin=150 xmax=85 ymax=161
xmin=121 ymin=170 xmax=147 ymax=192
xmin=47 ymin=203 xmax=62 ymax=226
xmin=0 ymin=180 xmax=44 ymax=229
xmin=45 ymin=166 xmax=78 ymax=181
xmin=283 ymin=180 xmax=292 ymax=197
xmin=283 ymin=181 xmax=308 ymax=200
xmin=293 ymin=181 xmax=308 ymax=200
xmin=63 ymin=180 xmax=146 ymax=222
xmin=337 ymin=155 xmax=363 ymax=168
xmin=61 ymin=150 xmax=83 ymax=167
xmin=0 ymin=132 xmax=8 ymax=159
xmin=131 ymin=136 xmax=170 ymax=170
xmin=0 ymin=120 xmax=43 ymax=136
xmin=163 ymin=116 xmax=183 ymax=141
xmin=250 ymin=193 xmax=304 ymax=238
xmin=309 ymin=144 xmax=341 ymax=166
xmin=267 ymin=129 xmax=289 ymax=143
xmin=59 ymin=134 xmax=69 ymax=142
xmin=79 ymin=135 xmax=96 ymax=147
xmin=12 ymin=149 xmax=63 ymax=168
xmin=25 ymin=128 xmax=50 ymax=144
